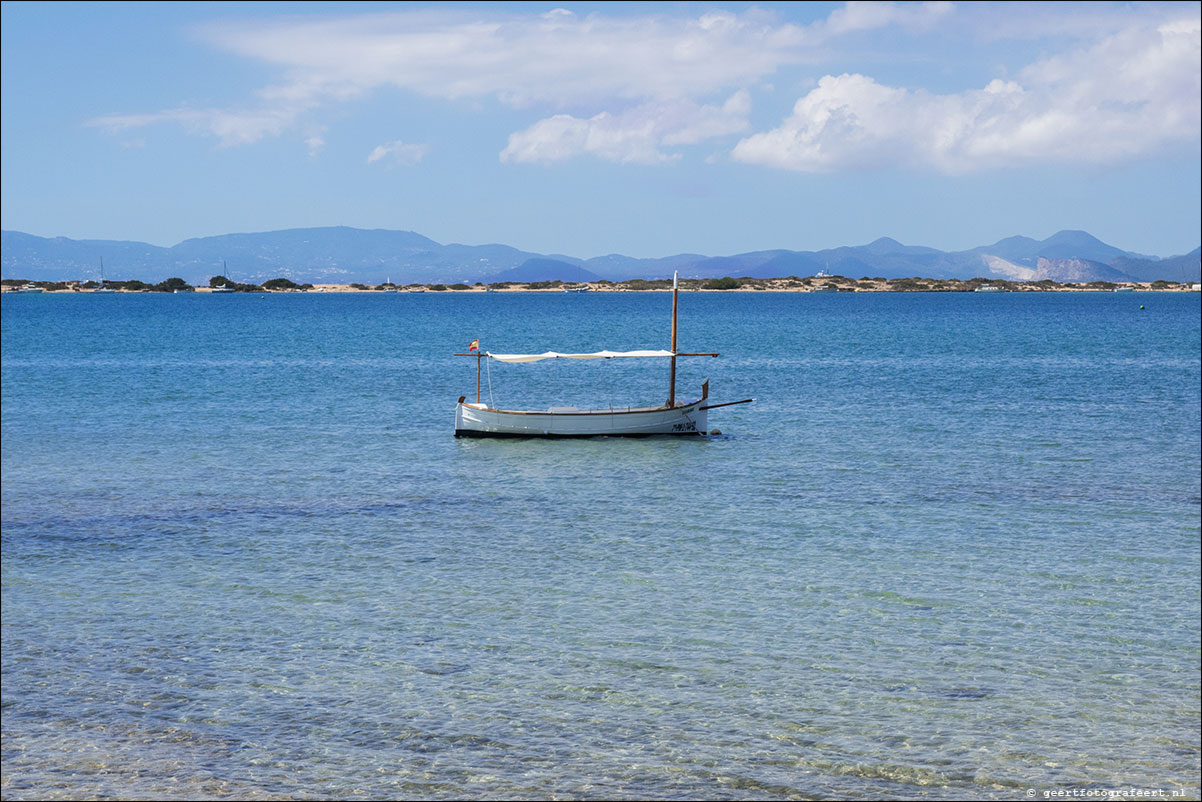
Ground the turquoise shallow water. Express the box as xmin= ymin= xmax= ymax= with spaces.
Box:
xmin=2 ymin=291 xmax=1199 ymax=800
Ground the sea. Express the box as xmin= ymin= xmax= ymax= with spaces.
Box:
xmin=2 ymin=290 xmax=1199 ymax=801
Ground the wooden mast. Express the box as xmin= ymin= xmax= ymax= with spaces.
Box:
xmin=669 ymin=271 xmax=678 ymax=407
xmin=452 ymin=351 xmax=486 ymax=404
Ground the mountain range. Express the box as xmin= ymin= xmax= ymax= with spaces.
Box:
xmin=2 ymin=227 xmax=1198 ymax=285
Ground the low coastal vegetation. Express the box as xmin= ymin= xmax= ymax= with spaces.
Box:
xmin=2 ymin=276 xmax=201 ymax=293
xmin=262 ymin=277 xmax=312 ymax=291
xmin=2 ymin=275 xmax=1198 ymax=294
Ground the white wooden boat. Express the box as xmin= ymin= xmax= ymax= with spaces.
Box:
xmin=454 ymin=273 xmax=751 ymax=438
xmin=456 ymin=389 xmax=711 ymax=438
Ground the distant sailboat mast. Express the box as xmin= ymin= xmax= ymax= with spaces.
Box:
xmin=93 ymin=256 xmax=115 ymax=292
xmin=212 ymin=259 xmax=237 ymax=292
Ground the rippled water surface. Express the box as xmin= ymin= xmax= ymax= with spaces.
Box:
xmin=2 ymin=291 xmax=1199 ymax=800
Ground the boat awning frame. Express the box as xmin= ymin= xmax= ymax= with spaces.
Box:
xmin=453 ymin=349 xmax=718 ymax=363
xmin=486 ymin=349 xmax=672 ymax=363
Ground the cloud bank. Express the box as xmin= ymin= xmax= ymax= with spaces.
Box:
xmin=733 ymin=14 xmax=1201 ymax=173
xmin=88 ymin=2 xmax=1200 ymax=173
xmin=501 ymin=91 xmax=752 ymax=165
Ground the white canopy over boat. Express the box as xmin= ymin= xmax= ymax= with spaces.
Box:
xmin=485 ymin=349 xmax=673 ymax=363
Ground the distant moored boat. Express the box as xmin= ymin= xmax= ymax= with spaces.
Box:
xmin=211 ymin=260 xmax=237 ymax=292
xmin=93 ymin=256 xmax=116 ymax=292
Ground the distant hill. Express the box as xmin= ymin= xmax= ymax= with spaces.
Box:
xmin=485 ymin=258 xmax=601 ymax=284
xmin=0 ymin=231 xmax=169 ymax=280
xmin=1034 ymin=257 xmax=1133 ymax=283
xmin=974 ymin=230 xmax=1127 ymax=265
xmin=581 ymin=252 xmax=707 ymax=281
xmin=1110 ymin=248 xmax=1202 ymax=283
xmin=0 ymin=227 xmax=545 ymax=286
xmin=2 ymin=227 xmax=1198 ymax=285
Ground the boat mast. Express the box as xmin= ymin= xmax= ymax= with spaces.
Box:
xmin=669 ymin=271 xmax=678 ymax=407
xmin=451 ymin=348 xmax=486 ymax=404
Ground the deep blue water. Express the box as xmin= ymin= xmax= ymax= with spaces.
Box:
xmin=2 ymin=290 xmax=1199 ymax=800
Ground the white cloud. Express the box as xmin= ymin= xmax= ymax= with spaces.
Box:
xmin=89 ymin=7 xmax=813 ymax=152
xmin=366 ymin=140 xmax=428 ymax=167
xmin=88 ymin=97 xmax=315 ymax=148
xmin=733 ymin=12 xmax=1201 ymax=173
xmin=501 ymin=91 xmax=751 ymax=165
xmin=205 ymin=8 xmax=809 ymax=108
xmin=823 ymin=1 xmax=953 ymax=35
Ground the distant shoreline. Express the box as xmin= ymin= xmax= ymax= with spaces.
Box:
xmin=3 ymin=277 xmax=1201 ymax=294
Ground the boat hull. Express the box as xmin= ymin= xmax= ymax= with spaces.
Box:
xmin=455 ymin=399 xmax=708 ymax=438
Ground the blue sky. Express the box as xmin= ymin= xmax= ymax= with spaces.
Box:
xmin=2 ymin=1 xmax=1199 ymax=258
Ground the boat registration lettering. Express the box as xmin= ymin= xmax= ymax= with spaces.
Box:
xmin=672 ymin=421 xmax=697 ymax=432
